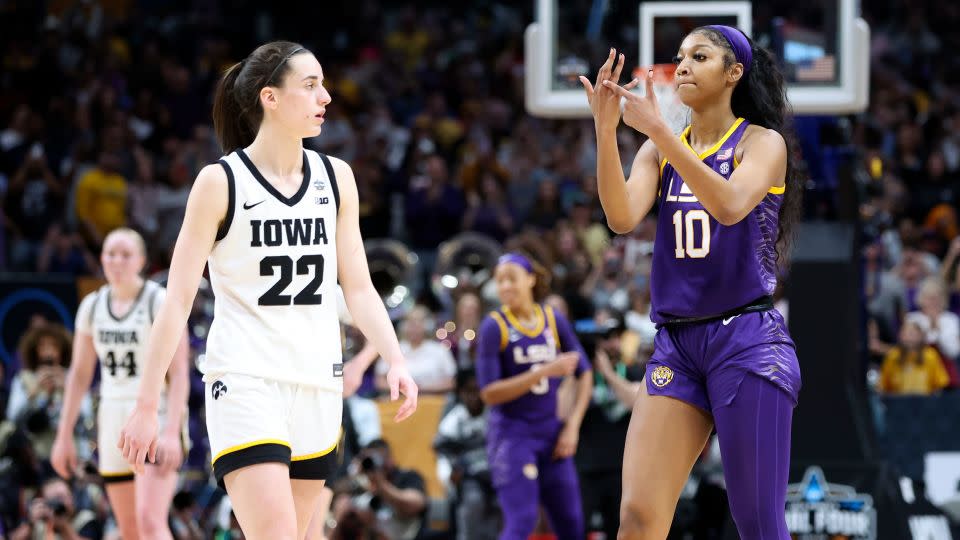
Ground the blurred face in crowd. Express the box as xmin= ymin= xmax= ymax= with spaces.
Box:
xmin=263 ymin=52 xmax=331 ymax=140
xmin=899 ymin=321 xmax=925 ymax=350
xmin=101 ymin=230 xmax=146 ymax=285
xmin=36 ymin=336 xmax=62 ymax=366
xmin=494 ymin=262 xmax=535 ymax=311
xmin=403 ymin=308 xmax=430 ymax=345
xmin=917 ymin=280 xmax=947 ymax=315
xmin=459 ymin=377 xmax=484 ymax=416
xmin=455 ymin=293 xmax=481 ymax=329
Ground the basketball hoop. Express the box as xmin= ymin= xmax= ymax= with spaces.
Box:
xmin=632 ymin=63 xmax=689 ymax=135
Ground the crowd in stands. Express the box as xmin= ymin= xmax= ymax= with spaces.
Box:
xmin=1 ymin=0 xmax=959 ymax=537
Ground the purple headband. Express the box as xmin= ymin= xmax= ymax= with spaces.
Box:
xmin=707 ymin=25 xmax=752 ymax=74
xmin=498 ymin=253 xmax=533 ymax=274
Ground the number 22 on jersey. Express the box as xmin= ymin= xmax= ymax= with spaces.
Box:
xmin=672 ymin=209 xmax=711 ymax=259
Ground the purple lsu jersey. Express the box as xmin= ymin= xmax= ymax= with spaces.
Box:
xmin=475 ymin=304 xmax=590 ymax=439
xmin=650 ymin=118 xmax=784 ymax=324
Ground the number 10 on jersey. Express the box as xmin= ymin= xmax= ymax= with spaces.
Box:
xmin=672 ymin=209 xmax=711 ymax=258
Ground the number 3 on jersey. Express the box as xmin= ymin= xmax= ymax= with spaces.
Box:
xmin=672 ymin=209 xmax=711 ymax=259
xmin=529 ymin=363 xmax=549 ymax=395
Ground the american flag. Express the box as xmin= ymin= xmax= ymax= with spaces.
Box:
xmin=795 ymin=55 xmax=836 ymax=82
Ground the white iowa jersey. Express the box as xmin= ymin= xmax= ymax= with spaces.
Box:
xmin=203 ymin=149 xmax=343 ymax=391
xmin=75 ymin=281 xmax=165 ymax=400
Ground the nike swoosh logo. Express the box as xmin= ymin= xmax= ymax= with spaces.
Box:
xmin=243 ymin=200 xmax=265 ymax=210
xmin=722 ymin=315 xmax=740 ymax=326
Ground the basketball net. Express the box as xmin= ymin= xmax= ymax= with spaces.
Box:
xmin=633 ymin=64 xmax=689 ymax=135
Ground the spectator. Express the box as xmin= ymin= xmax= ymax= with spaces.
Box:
xmin=433 ymin=369 xmax=499 ymax=540
xmin=577 ymin=318 xmax=644 ymax=539
xmin=905 ymin=276 xmax=960 ymax=360
xmin=73 ymin=150 xmax=127 ymax=244
xmin=375 ymin=305 xmax=456 ymax=394
xmin=9 ymin=476 xmax=102 ymax=540
xmin=170 ymin=491 xmax=204 ymax=540
xmin=36 ymin=221 xmax=98 ymax=276
xmin=526 ymin=178 xmax=563 ymax=230
xmin=446 ymin=291 xmax=484 ymax=371
xmin=0 ymin=416 xmax=42 ymax=534
xmin=6 ymin=324 xmax=93 ymax=462
xmin=404 ymin=155 xmax=466 ymax=290
xmin=879 ymin=320 xmax=950 ymax=395
xmin=3 ymin=145 xmax=66 ymax=270
xmin=462 ymin=172 xmax=515 ymax=243
xmin=351 ymin=439 xmax=428 ymax=540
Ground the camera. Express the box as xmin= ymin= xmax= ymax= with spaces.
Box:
xmin=47 ymin=499 xmax=68 ymax=518
xmin=360 ymin=453 xmax=384 ymax=473
xmin=352 ymin=492 xmax=383 ymax=513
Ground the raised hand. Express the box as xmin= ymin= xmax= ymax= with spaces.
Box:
xmin=579 ymin=49 xmax=640 ymax=135
xmin=602 ymin=69 xmax=666 ymax=136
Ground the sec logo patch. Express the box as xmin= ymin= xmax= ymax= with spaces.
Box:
xmin=650 ymin=366 xmax=674 ymax=388
xmin=523 ymin=463 xmax=539 ymax=480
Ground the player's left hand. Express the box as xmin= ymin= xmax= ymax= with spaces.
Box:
xmin=553 ymin=424 xmax=579 ymax=459
xmin=155 ymin=431 xmax=184 ymax=474
xmin=603 ymin=69 xmax=666 ymax=136
xmin=387 ymin=363 xmax=419 ymax=422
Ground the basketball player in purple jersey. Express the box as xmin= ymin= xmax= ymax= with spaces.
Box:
xmin=476 ymin=253 xmax=593 ymax=540
xmin=579 ymin=27 xmax=803 ymax=539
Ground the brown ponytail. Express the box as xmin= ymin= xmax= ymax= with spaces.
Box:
xmin=210 ymin=41 xmax=310 ymax=154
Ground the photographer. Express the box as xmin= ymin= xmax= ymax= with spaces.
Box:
xmin=6 ymin=324 xmax=93 ymax=462
xmin=351 ymin=439 xmax=427 ymax=540
xmin=3 ymin=145 xmax=65 ymax=271
xmin=433 ymin=369 xmax=499 ymax=540
xmin=10 ymin=477 xmax=101 ymax=540
xmin=576 ymin=315 xmax=644 ymax=539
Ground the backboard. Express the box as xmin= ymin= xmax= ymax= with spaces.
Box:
xmin=525 ymin=0 xmax=869 ymax=118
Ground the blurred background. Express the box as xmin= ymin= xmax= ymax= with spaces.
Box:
xmin=0 ymin=0 xmax=959 ymax=539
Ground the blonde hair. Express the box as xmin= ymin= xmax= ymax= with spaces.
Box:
xmin=103 ymin=227 xmax=147 ymax=257
xmin=917 ymin=276 xmax=947 ymax=308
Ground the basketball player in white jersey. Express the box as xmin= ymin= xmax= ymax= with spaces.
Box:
xmin=117 ymin=41 xmax=419 ymax=540
xmin=51 ymin=228 xmax=190 ymax=540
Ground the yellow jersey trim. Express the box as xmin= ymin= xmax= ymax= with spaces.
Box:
xmin=503 ymin=305 xmax=545 ymax=338
xmin=212 ymin=438 xmax=291 ymax=465
xmin=681 ymin=118 xmax=746 ymax=160
xmin=291 ymin=438 xmax=339 ymax=461
xmin=732 ymin=148 xmax=785 ymax=194
xmin=100 ymin=470 xmax=134 ymax=477
xmin=490 ymin=311 xmax=509 ymax=351
xmin=544 ymin=305 xmax=561 ymax=351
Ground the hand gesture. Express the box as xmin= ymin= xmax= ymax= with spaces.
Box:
xmin=603 ymin=69 xmax=666 ymax=136
xmin=386 ymin=363 xmax=419 ymax=422
xmin=594 ymin=349 xmax=615 ymax=377
xmin=117 ymin=403 xmax=159 ymax=474
xmin=50 ymin=433 xmax=78 ymax=479
xmin=544 ymin=352 xmax=579 ymax=378
xmin=579 ymin=49 xmax=640 ymax=135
